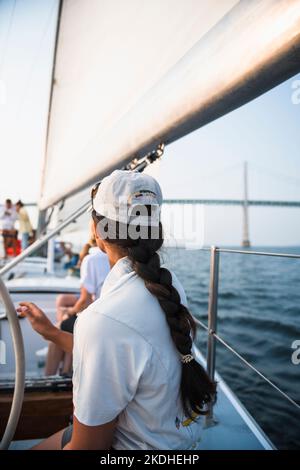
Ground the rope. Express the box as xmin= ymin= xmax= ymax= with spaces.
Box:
xmin=251 ymin=162 xmax=300 ymax=189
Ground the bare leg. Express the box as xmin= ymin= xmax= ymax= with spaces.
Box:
xmin=3 ymin=232 xmax=8 ymax=258
xmin=45 ymin=342 xmax=64 ymax=376
xmin=45 ymin=293 xmax=77 ymax=375
xmin=31 ymin=428 xmax=66 ymax=450
xmin=56 ymin=293 xmax=78 ymax=323
xmin=1 ymin=236 xmax=7 ymax=258
xmin=12 ymin=231 xmax=18 ymax=256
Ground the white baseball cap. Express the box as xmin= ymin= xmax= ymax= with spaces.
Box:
xmin=92 ymin=170 xmax=163 ymax=226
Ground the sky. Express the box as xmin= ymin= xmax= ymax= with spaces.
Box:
xmin=0 ymin=0 xmax=300 ymax=246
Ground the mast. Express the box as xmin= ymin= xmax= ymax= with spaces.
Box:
xmin=37 ymin=0 xmax=63 ymax=236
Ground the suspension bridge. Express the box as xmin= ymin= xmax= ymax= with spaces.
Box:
xmin=164 ymin=162 xmax=300 ymax=247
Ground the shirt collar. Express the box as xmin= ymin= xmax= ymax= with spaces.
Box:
xmin=89 ymin=246 xmax=101 ymax=255
xmin=100 ymin=256 xmax=134 ymax=297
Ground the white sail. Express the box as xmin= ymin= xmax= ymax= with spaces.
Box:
xmin=40 ymin=0 xmax=300 ymax=209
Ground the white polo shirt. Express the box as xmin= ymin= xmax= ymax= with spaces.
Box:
xmin=80 ymin=247 xmax=110 ymax=299
xmin=0 ymin=206 xmax=17 ymax=230
xmin=73 ymin=256 xmax=203 ymax=450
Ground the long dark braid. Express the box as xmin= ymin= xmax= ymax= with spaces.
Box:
xmin=92 ymin=210 xmax=216 ymax=418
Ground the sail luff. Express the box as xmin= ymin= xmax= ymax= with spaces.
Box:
xmin=38 ymin=0 xmax=63 ymax=227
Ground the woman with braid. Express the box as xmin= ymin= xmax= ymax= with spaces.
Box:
xmin=17 ymin=170 xmax=216 ymax=450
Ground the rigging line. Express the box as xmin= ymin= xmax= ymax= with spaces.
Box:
xmin=194 ymin=161 xmax=242 ymax=184
xmin=195 ymin=318 xmax=300 ymax=412
xmin=14 ymin=0 xmax=57 ymax=122
xmin=250 ymin=162 xmax=300 ymax=188
xmin=0 ymin=0 xmax=16 ymax=77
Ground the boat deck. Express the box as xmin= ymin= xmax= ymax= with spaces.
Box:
xmin=199 ymin=369 xmax=274 ymax=449
xmin=7 ymin=374 xmax=274 ymax=450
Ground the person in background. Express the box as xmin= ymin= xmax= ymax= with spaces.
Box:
xmin=55 ymin=231 xmax=99 ymax=325
xmin=63 ymin=221 xmax=98 ymax=275
xmin=15 ymin=200 xmax=33 ymax=251
xmin=0 ymin=199 xmax=18 ymax=257
xmin=54 ymin=241 xmax=68 ymax=262
xmin=78 ymin=235 xmax=98 ymax=264
xmin=62 ymin=243 xmax=79 ymax=271
xmin=28 ymin=229 xmax=36 ymax=246
xmin=45 ymin=238 xmax=110 ymax=376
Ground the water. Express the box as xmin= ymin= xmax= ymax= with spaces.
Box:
xmin=164 ymin=246 xmax=300 ymax=450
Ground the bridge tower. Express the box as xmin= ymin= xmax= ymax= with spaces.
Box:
xmin=242 ymin=161 xmax=251 ymax=247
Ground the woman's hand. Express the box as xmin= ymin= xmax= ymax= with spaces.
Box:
xmin=17 ymin=302 xmax=74 ymax=353
xmin=17 ymin=302 xmax=57 ymax=340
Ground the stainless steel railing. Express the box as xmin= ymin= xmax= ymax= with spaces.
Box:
xmin=201 ymin=246 xmax=300 ymax=421
xmin=206 ymin=246 xmax=219 ymax=382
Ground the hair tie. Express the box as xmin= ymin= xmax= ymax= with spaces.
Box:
xmin=181 ymin=354 xmax=194 ymax=364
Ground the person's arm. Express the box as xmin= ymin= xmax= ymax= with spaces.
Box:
xmin=17 ymin=302 xmax=73 ymax=353
xmin=63 ymin=416 xmax=116 ymax=450
xmin=79 ymin=243 xmax=91 ymax=263
xmin=64 ymin=287 xmax=92 ymax=317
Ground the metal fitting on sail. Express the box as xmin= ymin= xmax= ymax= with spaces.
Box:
xmin=126 ymin=142 xmax=165 ymax=172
